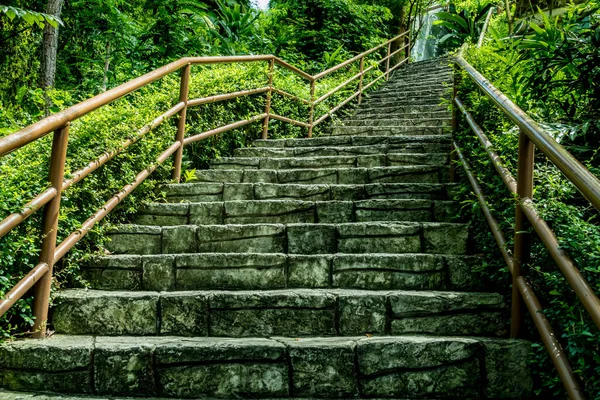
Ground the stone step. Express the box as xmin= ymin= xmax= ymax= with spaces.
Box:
xmin=0 ymin=335 xmax=532 ymax=399
xmin=51 ymin=289 xmax=505 ymax=337
xmin=81 ymin=253 xmax=483 ymax=292
xmin=365 ymin=92 xmax=450 ymax=101
xmin=350 ymin=110 xmax=451 ymax=120
xmin=194 ymin=165 xmax=449 ymax=185
xmin=251 ymin=134 xmax=451 ymax=148
xmin=330 ymin=125 xmax=450 ymax=136
xmin=339 ymin=118 xmax=450 ymax=127
xmin=383 ymin=79 xmax=451 ymax=91
xmin=355 ymin=104 xmax=447 ymax=115
xmin=371 ymin=88 xmax=448 ymax=98
xmin=362 ymin=97 xmax=446 ymax=107
xmin=391 ymin=70 xmax=452 ymax=79
xmin=235 ymin=143 xmax=449 ymax=158
xmin=105 ymin=221 xmax=468 ymax=256
xmin=134 ymin=199 xmax=459 ymax=226
xmin=209 ymin=153 xmax=449 ymax=170
xmin=161 ymin=182 xmax=457 ymax=203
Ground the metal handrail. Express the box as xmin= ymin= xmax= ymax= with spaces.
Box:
xmin=453 ymin=56 xmax=600 ymax=400
xmin=0 ymin=32 xmax=412 ymax=338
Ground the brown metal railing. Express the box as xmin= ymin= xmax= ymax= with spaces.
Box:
xmin=453 ymin=56 xmax=600 ymax=400
xmin=0 ymin=32 xmax=411 ymax=338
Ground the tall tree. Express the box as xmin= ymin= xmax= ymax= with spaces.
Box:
xmin=40 ymin=0 xmax=64 ymax=89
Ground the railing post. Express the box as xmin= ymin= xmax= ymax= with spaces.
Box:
xmin=308 ymin=79 xmax=316 ymax=138
xmin=385 ymin=42 xmax=392 ymax=81
xmin=511 ymin=130 xmax=535 ymax=338
xmin=405 ymin=33 xmax=411 ymax=63
xmin=358 ymin=56 xmax=365 ymax=105
xmin=262 ymin=58 xmax=275 ymax=140
xmin=172 ymin=63 xmax=191 ymax=182
xmin=31 ymin=123 xmax=70 ymax=339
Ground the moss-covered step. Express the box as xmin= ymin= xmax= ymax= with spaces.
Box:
xmin=330 ymin=125 xmax=450 ymax=136
xmin=0 ymin=335 xmax=532 ymax=399
xmin=336 ymin=117 xmax=450 ymax=127
xmin=350 ymin=110 xmax=451 ymax=121
xmin=161 ymin=182 xmax=457 ymax=203
xmin=105 ymin=221 xmax=468 ymax=256
xmin=363 ymin=94 xmax=451 ymax=106
xmin=51 ymin=289 xmax=504 ymax=337
xmin=134 ymin=199 xmax=460 ymax=226
xmin=355 ymin=104 xmax=447 ymax=115
xmin=250 ymin=133 xmax=451 ymax=148
xmin=80 ymin=253 xmax=484 ymax=292
xmin=235 ymin=143 xmax=449 ymax=158
xmin=209 ymin=154 xmax=449 ymax=170
xmin=194 ymin=166 xmax=449 ymax=185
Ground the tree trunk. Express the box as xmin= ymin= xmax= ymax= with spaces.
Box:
xmin=40 ymin=0 xmax=64 ymax=90
xmin=102 ymin=42 xmax=111 ymax=92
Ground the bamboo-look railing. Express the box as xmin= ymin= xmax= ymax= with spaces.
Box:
xmin=452 ymin=56 xmax=600 ymax=400
xmin=0 ymin=33 xmax=411 ymax=339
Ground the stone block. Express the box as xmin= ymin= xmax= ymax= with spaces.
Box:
xmin=337 ymin=168 xmax=368 ymax=184
xmin=163 ymin=182 xmax=224 ymax=202
xmin=135 ymin=203 xmax=189 ymax=226
xmin=142 ymin=255 xmax=175 ymax=291
xmin=188 ymin=202 xmax=224 ymax=225
xmin=357 ymin=336 xmax=482 ymax=398
xmin=337 ymin=222 xmax=421 ymax=254
xmin=194 ymin=169 xmax=243 ymax=183
xmin=287 ymin=255 xmax=330 ymax=288
xmin=106 ymin=225 xmax=162 ymax=255
xmin=287 ymin=224 xmax=336 ymax=254
xmin=422 ymin=222 xmax=468 ymax=255
xmin=94 ymin=337 xmax=156 ymax=396
xmin=222 ymin=183 xmax=254 ymax=201
xmin=155 ymin=338 xmax=288 ymax=398
xmin=197 ymin=224 xmax=285 ymax=253
xmin=445 ymin=256 xmax=485 ymax=291
xmin=332 ymin=254 xmax=445 ymax=290
xmin=242 ymin=169 xmax=277 ymax=183
xmin=338 ymin=290 xmax=388 ymax=335
xmin=81 ymin=255 xmax=142 ymax=290
xmin=368 ymin=166 xmax=440 ymax=184
xmin=209 ymin=290 xmax=336 ymax=337
xmin=162 ymin=225 xmax=197 ymax=254
xmin=52 ymin=290 xmax=158 ymax=335
xmin=0 ymin=336 xmax=92 ymax=394
xmin=316 ymin=201 xmax=353 ymax=223
xmin=160 ymin=292 xmax=208 ymax=336
xmin=175 ymin=253 xmax=287 ymax=290
xmin=278 ymin=169 xmax=338 ymax=184
xmin=283 ymin=337 xmax=359 ymax=398
xmin=254 ymin=183 xmax=331 ymax=201
xmin=224 ymin=200 xmax=315 ymax=224
xmin=354 ymin=199 xmax=432 ymax=222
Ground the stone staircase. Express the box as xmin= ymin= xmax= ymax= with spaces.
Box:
xmin=0 ymin=59 xmax=532 ymax=399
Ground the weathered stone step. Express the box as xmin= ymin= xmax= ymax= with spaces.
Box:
xmin=251 ymin=134 xmax=451 ymax=148
xmin=390 ymin=69 xmax=452 ymax=79
xmin=105 ymin=221 xmax=467 ymax=256
xmin=350 ymin=110 xmax=451 ymax=120
xmin=81 ymin=253 xmax=483 ymax=292
xmin=134 ymin=199 xmax=458 ymax=226
xmin=51 ymin=289 xmax=505 ymax=337
xmin=330 ymin=125 xmax=450 ymax=136
xmin=369 ymin=89 xmax=448 ymax=99
xmin=339 ymin=118 xmax=450 ymax=127
xmin=364 ymin=95 xmax=446 ymax=104
xmin=209 ymin=153 xmax=448 ymax=170
xmin=384 ymin=78 xmax=451 ymax=90
xmin=0 ymin=335 xmax=532 ymax=399
xmin=355 ymin=104 xmax=447 ymax=115
xmin=366 ymin=91 xmax=450 ymax=101
xmin=194 ymin=165 xmax=449 ymax=185
xmin=161 ymin=182 xmax=457 ymax=203
xmin=235 ymin=143 xmax=449 ymax=158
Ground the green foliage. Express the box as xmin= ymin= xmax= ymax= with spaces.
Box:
xmin=451 ymin=2 xmax=600 ymax=397
xmin=0 ymin=5 xmax=62 ymax=28
xmin=433 ymin=0 xmax=493 ymax=50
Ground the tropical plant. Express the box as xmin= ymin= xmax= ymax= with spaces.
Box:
xmin=433 ymin=0 xmax=494 ymax=49
xmin=0 ymin=5 xmax=62 ymax=28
